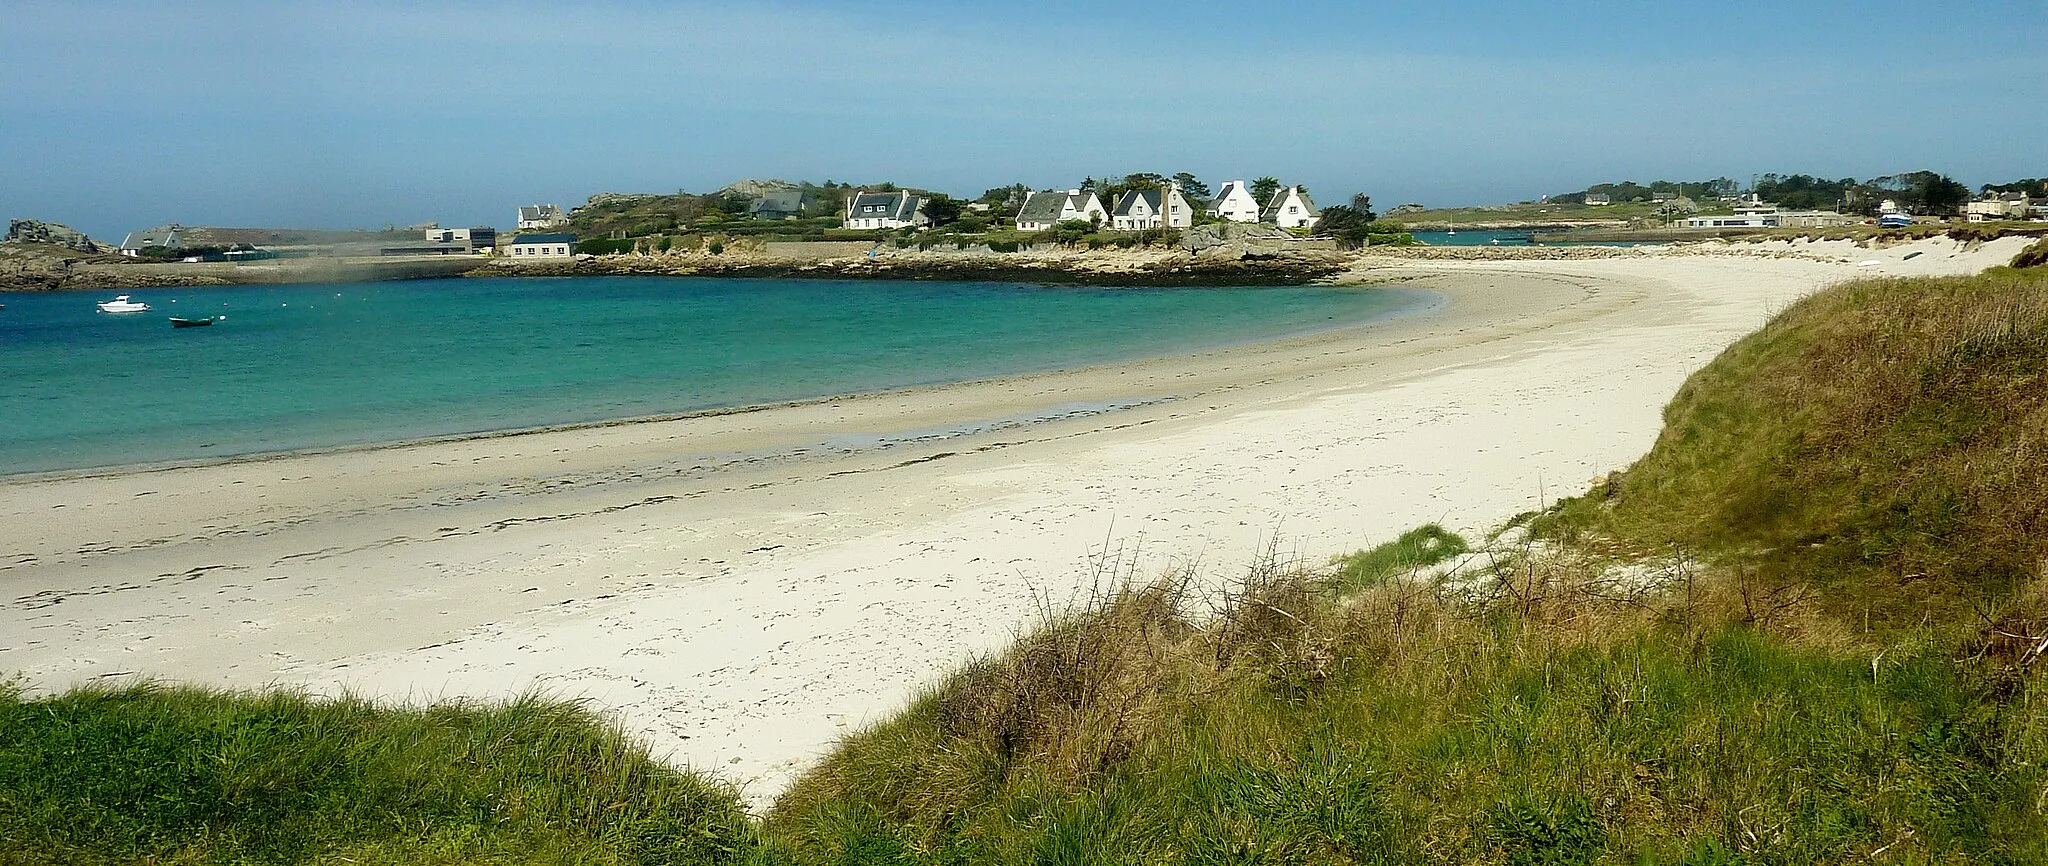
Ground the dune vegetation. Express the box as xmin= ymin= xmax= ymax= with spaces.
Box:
xmin=0 ymin=685 xmax=754 ymax=865
xmin=6 ymin=264 xmax=2048 ymax=864
xmin=759 ymin=264 xmax=2048 ymax=863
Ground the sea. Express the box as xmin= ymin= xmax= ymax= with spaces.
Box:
xmin=1409 ymin=229 xmax=1649 ymax=247
xmin=0 ymin=277 xmax=1431 ymax=475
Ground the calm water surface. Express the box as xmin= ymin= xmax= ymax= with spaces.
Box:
xmin=0 ymin=277 xmax=1430 ymax=475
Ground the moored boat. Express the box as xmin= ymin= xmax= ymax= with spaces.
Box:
xmin=170 ymin=316 xmax=222 ymax=328
xmin=97 ymin=295 xmax=151 ymax=313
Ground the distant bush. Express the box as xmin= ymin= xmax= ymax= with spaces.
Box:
xmin=988 ymin=239 xmax=1021 ymax=253
xmin=706 ymin=240 xmax=724 ymax=255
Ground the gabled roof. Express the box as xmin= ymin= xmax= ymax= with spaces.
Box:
xmin=1016 ymin=191 xmax=1070 ymax=223
xmin=750 ymin=190 xmax=813 ymax=214
xmin=1260 ymin=187 xmax=1320 ymax=220
xmin=847 ymin=190 xmax=923 ymax=222
xmin=1215 ymin=181 xmax=1252 ymax=201
xmin=121 ymin=226 xmax=182 ymax=249
xmin=1113 ymin=189 xmax=1163 ymax=217
xmin=518 ymin=204 xmax=564 ymax=221
xmin=510 ymin=233 xmax=576 ymax=244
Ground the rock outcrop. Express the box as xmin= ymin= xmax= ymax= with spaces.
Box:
xmin=1178 ymin=222 xmax=1339 ymax=258
xmin=4 ymin=219 xmax=103 ymax=252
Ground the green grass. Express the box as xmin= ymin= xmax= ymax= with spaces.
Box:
xmin=760 ymin=573 xmax=2048 ymax=863
xmin=1533 ymin=265 xmax=2048 ymax=633
xmin=1330 ymin=523 xmax=1470 ymax=591
xmin=0 ymin=683 xmax=754 ymax=865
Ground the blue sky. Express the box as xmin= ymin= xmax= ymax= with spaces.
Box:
xmin=4 ymin=0 xmax=2043 ymax=239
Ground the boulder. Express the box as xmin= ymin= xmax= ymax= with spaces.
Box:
xmin=4 ymin=218 xmax=102 ymax=252
xmin=1179 ymin=221 xmax=1298 ymax=258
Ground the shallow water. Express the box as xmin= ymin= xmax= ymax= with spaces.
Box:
xmin=0 ymin=277 xmax=1428 ymax=475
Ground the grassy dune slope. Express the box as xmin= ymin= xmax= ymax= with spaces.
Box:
xmin=0 ymin=684 xmax=753 ymax=865
xmin=762 ymin=266 xmax=2048 ymax=864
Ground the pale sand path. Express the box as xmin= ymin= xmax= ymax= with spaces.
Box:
xmin=2 ymin=238 xmax=2022 ymax=806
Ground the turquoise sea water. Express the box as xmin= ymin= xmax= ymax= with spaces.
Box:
xmin=0 ymin=277 xmax=1430 ymax=475
xmin=1410 ymin=229 xmax=1647 ymax=247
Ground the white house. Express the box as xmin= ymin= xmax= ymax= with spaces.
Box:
xmin=844 ymin=189 xmax=929 ymax=230
xmin=507 ymin=232 xmax=575 ymax=257
xmin=1110 ymin=186 xmax=1193 ymax=230
xmin=1583 ymin=193 xmax=1612 ymax=206
xmin=517 ymin=204 xmax=568 ymax=230
xmin=1015 ymin=189 xmax=1109 ymax=231
xmin=1686 ymin=213 xmax=1780 ymax=228
xmin=1966 ymin=193 xmax=2032 ymax=222
xmin=1260 ymin=186 xmax=1321 ymax=229
xmin=1209 ymin=180 xmax=1261 ymax=222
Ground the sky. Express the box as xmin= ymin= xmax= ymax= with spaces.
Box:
xmin=4 ymin=0 xmax=2044 ymax=240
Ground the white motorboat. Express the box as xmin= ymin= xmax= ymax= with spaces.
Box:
xmin=97 ymin=295 xmax=151 ymax=313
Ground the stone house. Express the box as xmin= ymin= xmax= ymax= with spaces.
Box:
xmin=750 ymin=190 xmax=816 ymax=220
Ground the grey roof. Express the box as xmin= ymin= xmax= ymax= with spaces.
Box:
xmin=1113 ymin=189 xmax=1163 ymax=217
xmin=847 ymin=190 xmax=922 ymax=222
xmin=518 ymin=204 xmax=564 ymax=221
xmin=120 ymin=226 xmax=182 ymax=249
xmin=510 ymin=233 xmax=576 ymax=244
xmin=1016 ymin=191 xmax=1071 ymax=223
xmin=750 ymin=190 xmax=812 ymax=216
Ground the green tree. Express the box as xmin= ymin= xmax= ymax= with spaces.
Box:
xmin=1251 ymin=176 xmax=1281 ymax=204
xmin=1171 ymin=172 xmax=1210 ymax=201
xmin=1348 ymin=193 xmax=1376 ymax=221
xmin=1313 ymin=205 xmax=1374 ymax=248
xmin=921 ymin=193 xmax=964 ymax=228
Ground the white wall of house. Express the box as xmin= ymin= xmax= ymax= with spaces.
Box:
xmin=1019 ymin=191 xmax=1108 ymax=231
xmin=1269 ymin=187 xmax=1320 ymax=229
xmin=1112 ymin=197 xmax=1156 ymax=231
xmin=1112 ymin=188 xmax=1193 ymax=230
xmin=1211 ymin=181 xmax=1260 ymax=222
xmin=1067 ymin=192 xmax=1108 ymax=226
xmin=509 ymin=242 xmax=573 ymax=257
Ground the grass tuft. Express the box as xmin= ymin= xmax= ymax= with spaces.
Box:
xmin=1331 ymin=523 xmax=1472 ymax=590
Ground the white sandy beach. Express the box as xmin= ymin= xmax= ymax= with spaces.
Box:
xmin=2 ymin=236 xmax=2028 ymax=806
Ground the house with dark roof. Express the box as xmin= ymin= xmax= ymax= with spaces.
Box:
xmin=749 ymin=189 xmax=816 ymax=220
xmin=517 ymin=204 xmax=568 ymax=230
xmin=507 ymin=233 xmax=576 ymax=258
xmin=1260 ymin=186 xmax=1321 ymax=229
xmin=843 ymin=190 xmax=927 ymax=230
xmin=1014 ymin=189 xmax=1109 ymax=231
xmin=1209 ymin=181 xmax=1261 ymax=223
xmin=119 ymin=225 xmax=183 ymax=256
xmin=1111 ymin=186 xmax=1193 ymax=231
